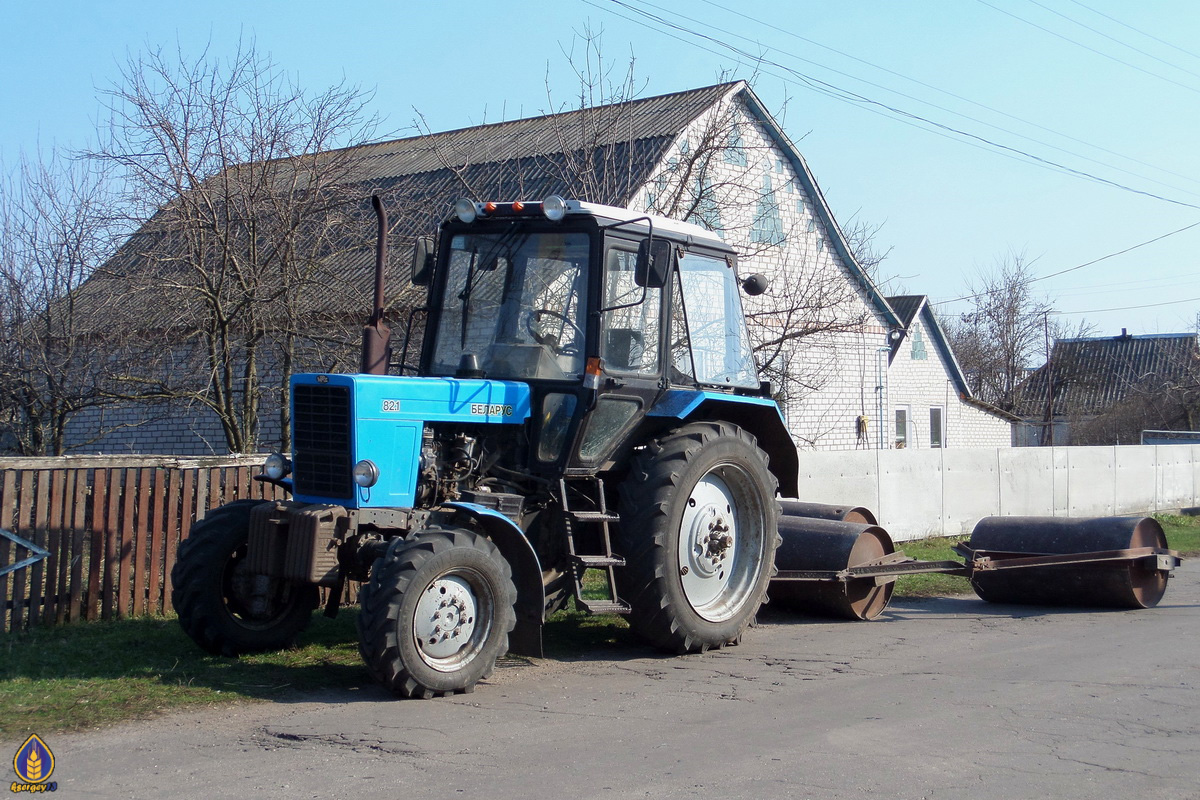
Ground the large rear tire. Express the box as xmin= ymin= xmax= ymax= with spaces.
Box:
xmin=616 ymin=421 xmax=779 ymax=653
xmin=357 ymin=528 xmax=517 ymax=698
xmin=171 ymin=500 xmax=319 ymax=656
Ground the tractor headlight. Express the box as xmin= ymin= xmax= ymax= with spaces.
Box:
xmin=353 ymin=459 xmax=380 ymax=488
xmin=542 ymin=194 xmax=567 ymax=222
xmin=263 ymin=452 xmax=291 ymax=480
xmin=454 ymin=198 xmax=478 ymax=223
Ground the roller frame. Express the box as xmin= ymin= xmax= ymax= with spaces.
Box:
xmin=771 ymin=546 xmax=1180 ymax=583
xmin=954 ymin=543 xmax=1182 ymax=573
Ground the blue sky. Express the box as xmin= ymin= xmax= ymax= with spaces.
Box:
xmin=3 ymin=0 xmax=1199 ymax=336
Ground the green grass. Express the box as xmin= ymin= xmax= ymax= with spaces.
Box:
xmin=890 ymin=535 xmax=974 ymax=598
xmin=1156 ymin=513 xmax=1200 ymax=556
xmin=0 ymin=612 xmax=366 ymax=738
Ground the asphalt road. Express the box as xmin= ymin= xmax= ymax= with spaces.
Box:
xmin=51 ymin=562 xmax=1199 ymax=800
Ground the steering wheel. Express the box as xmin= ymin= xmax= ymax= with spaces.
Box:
xmin=526 ymin=308 xmax=584 ymax=355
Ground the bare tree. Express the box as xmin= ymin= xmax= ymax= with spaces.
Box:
xmin=86 ymin=40 xmax=380 ymax=453
xmin=944 ymin=253 xmax=1058 ymax=413
xmin=0 ymin=152 xmax=123 ymax=455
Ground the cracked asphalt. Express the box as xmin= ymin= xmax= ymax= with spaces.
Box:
xmin=54 ymin=562 xmax=1198 ymax=800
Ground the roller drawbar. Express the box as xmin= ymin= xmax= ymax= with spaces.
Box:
xmin=769 ymin=504 xmax=1182 ymax=621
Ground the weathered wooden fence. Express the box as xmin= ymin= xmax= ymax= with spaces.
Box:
xmin=1 ymin=455 xmax=284 ymax=634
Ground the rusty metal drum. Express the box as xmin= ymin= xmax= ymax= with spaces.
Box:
xmin=968 ymin=516 xmax=1171 ymax=609
xmin=769 ymin=515 xmax=895 ymax=620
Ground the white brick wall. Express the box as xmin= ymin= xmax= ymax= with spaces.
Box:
xmin=633 ymin=89 xmax=1011 ymax=451
xmin=886 ymin=317 xmax=1011 ymax=449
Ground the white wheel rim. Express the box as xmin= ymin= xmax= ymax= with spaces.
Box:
xmin=412 ymin=570 xmax=492 ymax=671
xmin=677 ymin=467 xmax=765 ymax=622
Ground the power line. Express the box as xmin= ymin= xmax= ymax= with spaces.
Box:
xmin=1055 ymin=295 xmax=1200 ymax=315
xmin=931 ymin=218 xmax=1200 ymax=305
xmin=976 ymin=0 xmax=1200 ymax=96
xmin=592 ymin=0 xmax=1200 ymax=210
xmin=1064 ymin=0 xmax=1200 ymax=64
xmin=1024 ymin=0 xmax=1200 ymax=82
xmin=698 ymin=0 xmax=1200 ymax=191
xmin=1031 ymin=219 xmax=1200 ymax=283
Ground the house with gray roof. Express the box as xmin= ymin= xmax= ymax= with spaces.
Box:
xmin=1012 ymin=331 xmax=1200 ymax=445
xmin=62 ymin=80 xmax=1013 ymax=454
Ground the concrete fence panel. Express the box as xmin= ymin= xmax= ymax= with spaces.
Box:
xmin=1115 ymin=447 xmax=1157 ymax=515
xmin=793 ymin=445 xmax=1199 ymax=542
xmin=877 ymin=450 xmax=943 ymax=541
xmin=997 ymin=448 xmax=1055 ymax=517
xmin=1066 ymin=447 xmax=1116 ymax=517
xmin=942 ymin=450 xmax=1001 ymax=537
xmin=794 ymin=450 xmax=879 ymax=514
xmin=1157 ymin=445 xmax=1197 ymax=511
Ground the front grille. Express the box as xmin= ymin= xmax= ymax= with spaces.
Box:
xmin=293 ymin=383 xmax=353 ymax=499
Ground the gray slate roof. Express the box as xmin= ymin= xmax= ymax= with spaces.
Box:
xmin=1013 ymin=332 xmax=1200 ymax=417
xmin=71 ymin=83 xmax=737 ymax=335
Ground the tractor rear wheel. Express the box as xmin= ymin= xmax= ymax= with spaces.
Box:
xmin=616 ymin=421 xmax=779 ymax=653
xmin=171 ymin=500 xmax=319 ymax=656
xmin=357 ymin=527 xmax=517 ymax=698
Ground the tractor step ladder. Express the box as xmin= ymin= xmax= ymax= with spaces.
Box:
xmin=559 ymin=477 xmax=631 ymax=615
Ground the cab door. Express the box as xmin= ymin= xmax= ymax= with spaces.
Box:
xmin=569 ymin=242 xmax=666 ymax=471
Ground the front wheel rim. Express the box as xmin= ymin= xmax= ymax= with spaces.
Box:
xmin=412 ymin=567 xmax=495 ymax=672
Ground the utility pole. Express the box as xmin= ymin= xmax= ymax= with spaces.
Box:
xmin=1043 ymin=311 xmax=1056 ymax=446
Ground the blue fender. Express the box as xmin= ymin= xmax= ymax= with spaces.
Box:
xmin=444 ymin=502 xmax=545 ymax=657
xmin=648 ymin=390 xmax=799 ymax=496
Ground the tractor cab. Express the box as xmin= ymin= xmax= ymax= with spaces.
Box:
xmin=418 ymin=196 xmax=770 ymax=476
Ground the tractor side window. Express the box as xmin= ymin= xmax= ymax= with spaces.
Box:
xmin=600 ymin=247 xmax=660 ymax=374
xmin=578 ymin=396 xmax=641 ymax=462
xmin=674 ymin=252 xmax=759 ymax=388
xmin=537 ymin=393 xmax=578 ymax=461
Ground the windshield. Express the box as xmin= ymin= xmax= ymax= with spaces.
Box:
xmin=430 ymin=230 xmax=591 ymax=380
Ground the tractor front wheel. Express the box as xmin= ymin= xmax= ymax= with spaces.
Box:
xmin=617 ymin=421 xmax=779 ymax=653
xmin=171 ymin=500 xmax=319 ymax=656
xmin=357 ymin=528 xmax=517 ymax=698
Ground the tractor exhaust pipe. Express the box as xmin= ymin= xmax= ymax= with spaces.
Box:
xmin=360 ymin=193 xmax=392 ymax=375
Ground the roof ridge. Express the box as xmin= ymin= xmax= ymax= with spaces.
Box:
xmin=320 ymin=81 xmax=744 ymax=159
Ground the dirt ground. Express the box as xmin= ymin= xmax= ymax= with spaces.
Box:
xmin=43 ymin=562 xmax=1200 ymax=800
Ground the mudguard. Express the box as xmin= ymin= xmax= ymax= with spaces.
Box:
xmin=648 ymin=390 xmax=799 ymax=496
xmin=445 ymin=501 xmax=546 ymax=657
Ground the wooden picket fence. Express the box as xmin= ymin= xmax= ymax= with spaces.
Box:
xmin=0 ymin=455 xmax=285 ymax=634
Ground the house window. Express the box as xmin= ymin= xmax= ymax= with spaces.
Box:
xmin=724 ymin=125 xmax=747 ymax=166
xmin=894 ymin=407 xmax=910 ymax=448
xmin=911 ymin=326 xmax=927 ymax=360
xmin=929 ymin=406 xmax=944 ymax=448
xmin=686 ymin=172 xmax=723 ymax=236
xmin=751 ymin=174 xmax=785 ymax=246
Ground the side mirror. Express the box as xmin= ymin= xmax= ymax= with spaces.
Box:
xmin=635 ymin=238 xmax=672 ymax=289
xmin=411 ymin=236 xmax=434 ymax=286
xmin=741 ymin=273 xmax=769 ymax=296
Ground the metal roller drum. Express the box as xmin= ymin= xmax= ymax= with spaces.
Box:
xmin=769 ymin=516 xmax=896 ymax=620
xmin=968 ymin=516 xmax=1171 ymax=609
xmin=778 ymin=500 xmax=878 ymax=525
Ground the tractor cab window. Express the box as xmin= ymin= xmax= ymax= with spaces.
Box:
xmin=672 ymin=251 xmax=759 ymax=389
xmin=600 ymin=247 xmax=661 ymax=373
xmin=431 ymin=231 xmax=589 ymax=380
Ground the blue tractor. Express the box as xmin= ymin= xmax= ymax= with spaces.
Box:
xmin=170 ymin=194 xmax=804 ymax=697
